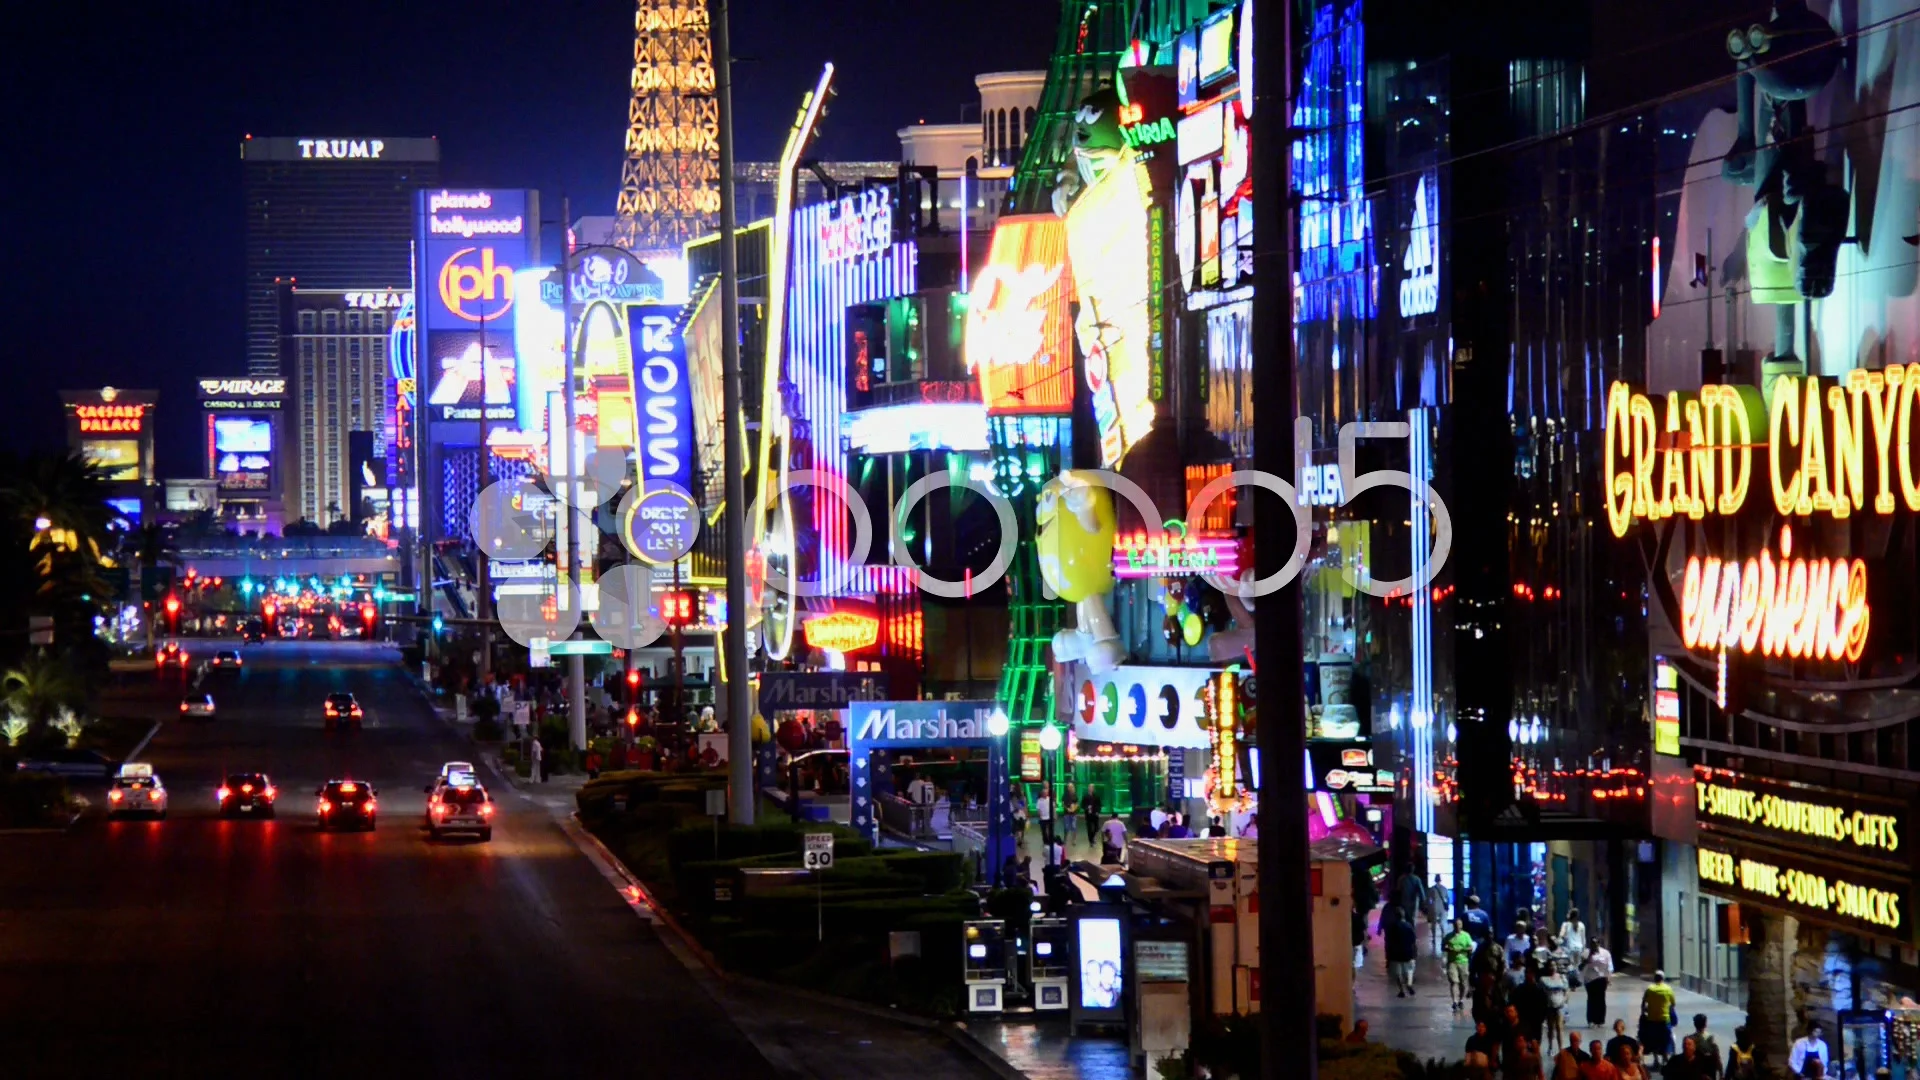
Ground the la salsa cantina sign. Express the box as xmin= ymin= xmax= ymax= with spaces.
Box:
xmin=1605 ymin=375 xmax=1906 ymax=663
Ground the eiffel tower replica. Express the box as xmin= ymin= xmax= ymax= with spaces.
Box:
xmin=613 ymin=0 xmax=720 ymax=255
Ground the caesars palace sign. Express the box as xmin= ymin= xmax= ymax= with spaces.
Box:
xmin=1602 ymin=373 xmax=1919 ymax=664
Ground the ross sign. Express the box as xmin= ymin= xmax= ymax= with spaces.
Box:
xmin=803 ymin=833 xmax=835 ymax=870
xmin=966 ymin=215 xmax=1075 ymax=414
xmin=547 ymin=639 xmax=615 ymax=656
xmin=816 ymin=187 xmax=893 ymax=264
xmin=1112 ymin=531 xmax=1240 ymax=578
xmin=801 ymin=611 xmax=880 ymax=653
xmin=295 ymin=138 xmax=386 ymax=160
xmin=1398 ymin=171 xmax=1439 ymax=317
xmin=1696 ymin=771 xmax=1908 ymax=866
xmin=1697 ymin=838 xmax=1912 ymax=941
xmin=622 ymin=484 xmax=700 ymax=565
xmin=757 ymin=671 xmax=884 ymax=714
xmin=1071 ymin=665 xmax=1221 ymax=750
xmin=848 ymin=700 xmax=999 ymax=746
xmin=627 ymin=304 xmax=694 ymax=492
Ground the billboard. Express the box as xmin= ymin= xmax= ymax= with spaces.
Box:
xmin=416 ymin=189 xmax=537 ymax=447
xmin=1064 ymin=149 xmax=1156 ymax=466
xmin=212 ymin=417 xmax=274 ymax=492
xmin=628 ymin=303 xmax=693 ymax=492
xmin=966 ymin=215 xmax=1075 ymax=414
xmin=422 ymin=332 xmax=517 ymax=423
xmin=83 ymin=440 xmax=142 ymax=482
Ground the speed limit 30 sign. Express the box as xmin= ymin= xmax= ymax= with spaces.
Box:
xmin=803 ymin=833 xmax=834 ymax=871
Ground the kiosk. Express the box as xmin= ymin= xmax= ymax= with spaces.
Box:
xmin=1031 ymin=916 xmax=1071 ymax=1010
xmin=964 ymin=919 xmax=1010 ymax=1013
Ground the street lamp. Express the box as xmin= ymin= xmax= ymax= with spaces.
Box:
xmin=987 ymin=708 xmax=1010 ymax=738
xmin=1038 ymin=724 xmax=1063 ymax=846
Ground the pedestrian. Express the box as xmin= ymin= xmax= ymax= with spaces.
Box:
xmin=1035 ymin=786 xmax=1054 ymax=845
xmin=1666 ymin=1036 xmax=1706 ymax=1080
xmin=530 ymin=736 xmax=545 ymax=782
xmin=1082 ymin=786 xmax=1102 ymax=846
xmin=1581 ymin=942 xmax=1615 ymax=1027
xmin=1724 ymin=1026 xmax=1759 ymax=1080
xmin=585 ymin=747 xmax=602 ymax=780
xmin=1558 ymin=908 xmax=1589 ymax=960
xmin=1553 ymin=1035 xmax=1587 ymax=1080
xmin=1165 ymin=812 xmax=1194 ymax=839
xmin=1462 ymin=893 xmax=1494 ymax=941
xmin=1690 ymin=1014 xmax=1722 ymax=1080
xmin=1149 ymin=803 xmax=1169 ymax=836
xmin=1345 ymin=1019 xmax=1370 ymax=1044
xmin=1100 ymin=811 xmax=1128 ymax=864
xmin=1386 ymin=907 xmax=1418 ymax=996
xmin=1426 ymin=874 xmax=1453 ymax=954
xmin=1787 ymin=1023 xmax=1829 ymax=1079
xmin=1638 ymin=971 xmax=1676 ymax=1064
xmin=1512 ymin=966 xmax=1553 ymax=1048
xmin=1046 ymin=834 xmax=1067 ymax=868
xmin=1511 ymin=1037 xmax=1546 ymax=1080
xmin=1506 ymin=921 xmax=1535 ymax=969
xmin=1011 ymin=798 xmax=1028 ymax=842
xmin=1606 ymin=1020 xmax=1640 ymax=1068
xmin=1617 ymin=1045 xmax=1651 ymax=1080
xmin=1444 ymin=919 xmax=1475 ymax=1012
xmin=1062 ymin=782 xmax=1079 ymax=845
xmin=1582 ymin=1041 xmax=1621 ymax=1080
xmin=1540 ymin=956 xmax=1570 ymax=1054
xmin=1464 ymin=1021 xmax=1499 ymax=1071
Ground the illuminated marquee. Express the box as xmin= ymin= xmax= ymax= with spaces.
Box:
xmin=1112 ymin=531 xmax=1240 ymax=578
xmin=436 ymin=248 xmax=515 ymax=324
xmin=1697 ymin=841 xmax=1908 ymax=937
xmin=801 ymin=611 xmax=880 ymax=652
xmin=1697 ymin=774 xmax=1903 ymax=857
xmin=200 ymin=379 xmax=285 ymax=397
xmin=1605 ymin=368 xmax=1920 ymax=537
xmin=1678 ymin=525 xmax=1869 ymax=663
xmin=74 ymin=404 xmax=148 ymax=434
xmin=627 ymin=304 xmax=693 ymax=492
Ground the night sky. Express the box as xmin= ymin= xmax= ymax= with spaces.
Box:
xmin=14 ymin=0 xmax=1058 ymax=477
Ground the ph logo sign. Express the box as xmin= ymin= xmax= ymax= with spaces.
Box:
xmin=437 ymin=247 xmax=515 ymax=323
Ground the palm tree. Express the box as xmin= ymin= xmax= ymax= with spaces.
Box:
xmin=0 ymin=452 xmax=118 ymax=564
xmin=2 ymin=653 xmax=89 ymax=729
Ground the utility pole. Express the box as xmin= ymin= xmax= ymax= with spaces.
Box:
xmin=1251 ymin=0 xmax=1314 ymax=1077
xmin=715 ymin=0 xmax=755 ymax=825
xmin=560 ymin=195 xmax=587 ymax=753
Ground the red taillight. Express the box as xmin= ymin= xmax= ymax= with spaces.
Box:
xmin=264 ymin=786 xmax=276 ymax=800
xmin=351 ymin=707 xmax=362 ymax=717
xmin=217 ymin=787 xmax=231 ymax=801
xmin=363 ymin=799 xmax=377 ymax=813
xmin=325 ymin=705 xmax=337 ymax=715
xmin=433 ymin=802 xmax=448 ymax=816
xmin=180 ymin=703 xmax=189 ymax=712
xmin=318 ymin=799 xmax=332 ymax=813
xmin=148 ymin=790 xmax=163 ymax=802
xmin=339 ymin=782 xmax=357 ymax=793
xmin=479 ymin=803 xmax=494 ymax=817
xmin=240 ymin=784 xmax=253 ymax=794
xmin=109 ymin=790 xmax=124 ymax=802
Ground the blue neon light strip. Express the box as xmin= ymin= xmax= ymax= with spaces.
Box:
xmin=1409 ymin=406 xmax=1434 ymax=833
xmin=787 ymin=198 xmax=917 ymax=597
xmin=1293 ymin=0 xmax=1373 ymax=324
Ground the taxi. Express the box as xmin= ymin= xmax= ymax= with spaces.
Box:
xmin=426 ymin=779 xmax=494 ymax=841
xmin=107 ymin=763 xmax=168 ymax=819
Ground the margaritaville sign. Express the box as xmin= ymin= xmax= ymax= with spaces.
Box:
xmin=1605 ymin=375 xmax=1903 ymax=662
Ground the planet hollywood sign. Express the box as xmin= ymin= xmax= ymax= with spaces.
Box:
xmin=1605 ymin=374 xmax=1920 ymax=663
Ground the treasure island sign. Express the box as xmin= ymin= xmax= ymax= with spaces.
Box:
xmin=1603 ymin=372 xmax=1904 ymax=664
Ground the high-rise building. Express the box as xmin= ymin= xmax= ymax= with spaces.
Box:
xmin=280 ymin=286 xmax=410 ymax=527
xmin=242 ymin=136 xmax=438 ymax=376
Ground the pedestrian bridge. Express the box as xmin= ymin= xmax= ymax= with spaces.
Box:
xmin=176 ymin=537 xmax=403 ymax=583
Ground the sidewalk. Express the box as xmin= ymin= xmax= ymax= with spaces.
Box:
xmin=1353 ymin=935 xmax=1746 ymax=1063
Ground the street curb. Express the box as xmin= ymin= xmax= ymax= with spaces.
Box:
xmin=122 ymin=720 xmax=162 ymax=763
xmin=562 ymin=811 xmax=1034 ymax=1079
xmin=0 ymin=811 xmax=85 ymax=836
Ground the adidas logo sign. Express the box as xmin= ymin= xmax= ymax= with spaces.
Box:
xmin=1399 ymin=173 xmax=1439 ymax=317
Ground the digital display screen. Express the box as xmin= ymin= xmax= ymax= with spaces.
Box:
xmin=214 ymin=419 xmax=273 ymax=454
xmin=1198 ymin=9 xmax=1235 ymax=86
xmin=107 ymin=497 xmax=141 ymax=524
xmin=83 ymin=439 xmax=141 ymax=481
xmin=1077 ymin=918 xmax=1123 ymax=1011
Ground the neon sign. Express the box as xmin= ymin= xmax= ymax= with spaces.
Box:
xmin=1697 ymin=775 xmax=1902 ymax=856
xmin=1399 ymin=171 xmax=1438 ymax=317
xmin=1118 ymin=100 xmax=1174 ymax=148
xmin=1064 ymin=152 xmax=1156 ymax=466
xmin=802 ymin=611 xmax=880 ymax=652
xmin=1112 ymin=531 xmax=1240 ymax=578
xmin=1203 ymin=670 xmax=1250 ymax=815
xmin=1697 ymin=841 xmax=1907 ymax=936
xmin=297 ymin=138 xmax=384 ymax=160
xmin=628 ymin=305 xmax=693 ymax=492
xmin=817 ymin=187 xmax=892 ymax=264
xmin=1678 ymin=525 xmax=1869 ymax=663
xmin=74 ymin=404 xmax=148 ymax=434
xmin=200 ymin=379 xmax=285 ymax=397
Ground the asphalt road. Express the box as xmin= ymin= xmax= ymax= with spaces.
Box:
xmin=0 ymin=640 xmax=991 ymax=1077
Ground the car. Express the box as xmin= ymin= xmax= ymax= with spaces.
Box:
xmin=426 ymin=782 xmax=494 ymax=841
xmin=155 ymin=641 xmax=189 ymax=669
xmin=323 ymin=692 xmax=363 ymax=730
xmin=315 ymin=779 xmax=377 ymax=830
xmin=435 ymin=761 xmax=476 ymax=785
xmin=14 ymin=748 xmax=113 ymax=778
xmin=209 ymin=649 xmax=242 ymax=670
xmin=217 ymin=772 xmax=277 ymax=818
xmin=107 ymin=764 xmax=168 ymax=819
xmin=179 ymin=692 xmax=216 ymax=719
xmin=242 ymin=619 xmax=267 ymax=644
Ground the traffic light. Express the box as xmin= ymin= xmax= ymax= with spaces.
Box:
xmin=624 ymin=708 xmax=640 ymax=730
xmin=432 ymin=614 xmax=445 ymax=635
xmin=163 ymin=594 xmax=182 ymax=632
xmin=661 ymin=590 xmax=701 ymax=628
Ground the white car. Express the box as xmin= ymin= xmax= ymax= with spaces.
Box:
xmin=437 ymin=761 xmax=475 ymax=783
xmin=426 ymin=781 xmax=494 ymax=841
xmin=107 ymin=764 xmax=168 ymax=819
xmin=180 ymin=693 xmax=216 ymax=719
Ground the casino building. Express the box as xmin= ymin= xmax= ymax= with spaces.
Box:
xmin=61 ymin=387 xmax=157 ymax=523
xmin=195 ymin=376 xmax=289 ymax=531
xmin=241 ymin=135 xmax=439 ymax=377
xmin=280 ymin=287 xmax=410 ymax=528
